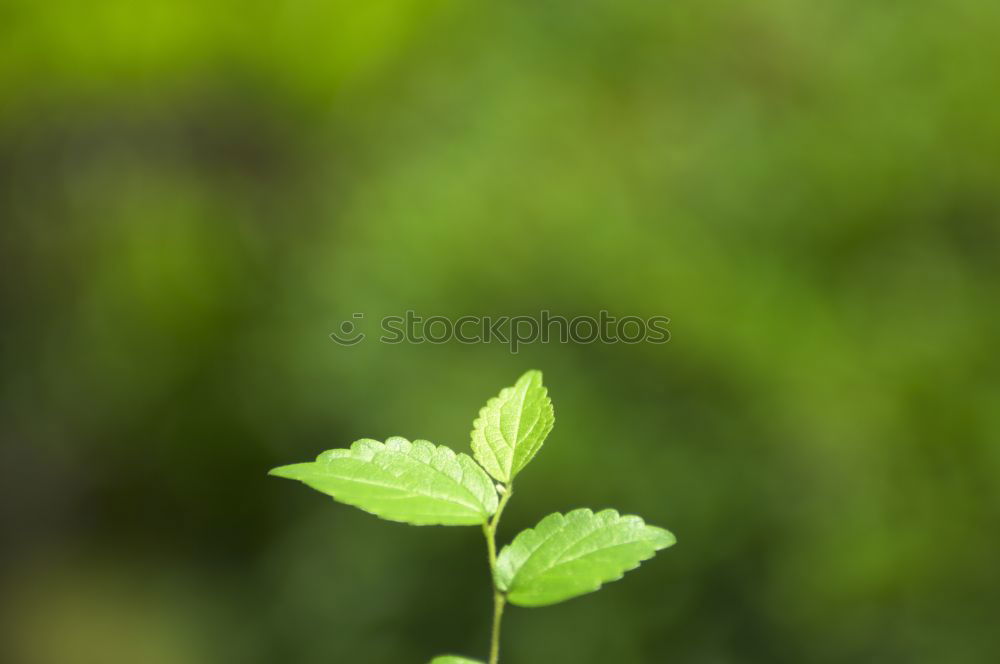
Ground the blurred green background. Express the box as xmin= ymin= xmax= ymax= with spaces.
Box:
xmin=2 ymin=1 xmax=999 ymax=662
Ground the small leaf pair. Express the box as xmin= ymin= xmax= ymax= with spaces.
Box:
xmin=270 ymin=370 xmax=676 ymax=664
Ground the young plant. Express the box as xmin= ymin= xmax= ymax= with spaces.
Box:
xmin=270 ymin=370 xmax=675 ymax=663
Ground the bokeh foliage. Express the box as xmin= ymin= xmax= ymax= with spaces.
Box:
xmin=2 ymin=1 xmax=998 ymax=662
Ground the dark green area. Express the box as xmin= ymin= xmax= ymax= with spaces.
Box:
xmin=2 ymin=1 xmax=998 ymax=662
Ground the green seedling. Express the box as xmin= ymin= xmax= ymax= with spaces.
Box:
xmin=270 ymin=370 xmax=675 ymax=663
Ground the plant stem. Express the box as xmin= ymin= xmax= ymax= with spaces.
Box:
xmin=484 ymin=485 xmax=513 ymax=664
xmin=489 ymin=591 xmax=505 ymax=664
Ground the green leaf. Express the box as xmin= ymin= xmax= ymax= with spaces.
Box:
xmin=269 ymin=437 xmax=499 ymax=526
xmin=429 ymin=656 xmax=483 ymax=664
xmin=495 ymin=508 xmax=676 ymax=607
xmin=471 ymin=369 xmax=554 ymax=483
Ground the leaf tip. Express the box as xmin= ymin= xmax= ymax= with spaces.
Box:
xmin=267 ymin=463 xmax=301 ymax=479
xmin=648 ymin=525 xmax=677 ymax=549
xmin=518 ymin=368 xmax=543 ymax=384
